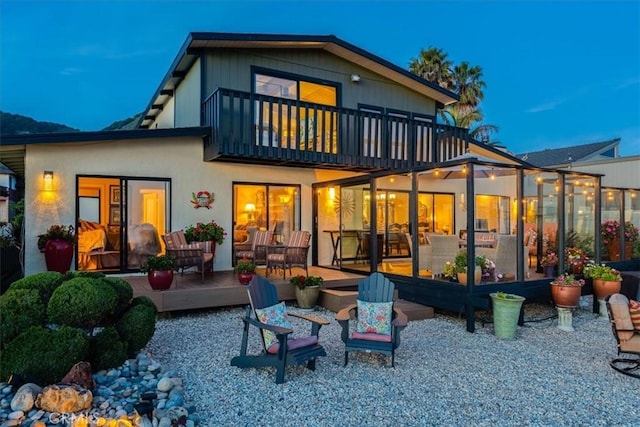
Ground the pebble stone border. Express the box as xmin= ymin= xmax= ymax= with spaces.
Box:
xmin=0 ymin=353 xmax=200 ymax=427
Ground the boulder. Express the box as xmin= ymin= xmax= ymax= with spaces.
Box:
xmin=35 ymin=384 xmax=92 ymax=413
xmin=10 ymin=383 xmax=42 ymax=412
xmin=61 ymin=361 xmax=95 ymax=390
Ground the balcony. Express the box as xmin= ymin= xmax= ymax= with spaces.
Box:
xmin=203 ymin=88 xmax=470 ymax=171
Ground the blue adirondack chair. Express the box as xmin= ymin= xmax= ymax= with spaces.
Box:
xmin=335 ymin=272 xmax=408 ymax=367
xmin=230 ymin=275 xmax=330 ymax=384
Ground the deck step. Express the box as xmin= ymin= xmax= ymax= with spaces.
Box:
xmin=319 ymin=289 xmax=434 ymax=321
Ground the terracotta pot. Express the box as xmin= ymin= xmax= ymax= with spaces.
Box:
xmin=570 ymin=261 xmax=584 ymax=275
xmin=295 ymin=286 xmax=320 ymax=309
xmin=592 ymin=278 xmax=621 ymax=300
xmin=43 ymin=239 xmax=74 ymax=273
xmin=550 ymin=284 xmax=582 ymax=308
xmin=457 ymin=266 xmax=482 ymax=285
xmin=147 ymin=270 xmax=174 ymax=291
xmin=237 ymin=272 xmax=255 ymax=285
xmin=607 ymin=239 xmax=631 ymax=261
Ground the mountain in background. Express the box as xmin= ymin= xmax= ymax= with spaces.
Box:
xmin=0 ymin=111 xmax=142 ymax=135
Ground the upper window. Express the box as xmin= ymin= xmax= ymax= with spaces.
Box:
xmin=255 ymin=73 xmax=336 ymax=106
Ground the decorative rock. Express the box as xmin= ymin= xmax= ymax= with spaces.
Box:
xmin=35 ymin=384 xmax=92 ymax=413
xmin=61 ymin=362 xmax=95 ymax=391
xmin=158 ymin=417 xmax=172 ymax=427
xmin=7 ymin=411 xmax=23 ymax=420
xmin=10 ymin=383 xmax=41 ymax=412
xmin=138 ymin=418 xmax=153 ymax=427
xmin=156 ymin=378 xmax=174 ymax=392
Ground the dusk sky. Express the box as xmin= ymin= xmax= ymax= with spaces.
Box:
xmin=1 ymin=1 xmax=639 ymax=156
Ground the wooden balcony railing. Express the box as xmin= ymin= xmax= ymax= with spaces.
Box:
xmin=203 ymin=88 xmax=470 ymax=170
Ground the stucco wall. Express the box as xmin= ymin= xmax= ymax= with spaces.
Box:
xmin=23 ymin=136 xmax=355 ymax=275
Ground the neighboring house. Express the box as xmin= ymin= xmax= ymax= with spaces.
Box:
xmin=4 ymin=32 xmax=634 ymax=331
xmin=0 ymin=162 xmax=17 ymax=223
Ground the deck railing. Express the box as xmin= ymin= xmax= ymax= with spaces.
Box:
xmin=203 ymin=88 xmax=470 ymax=170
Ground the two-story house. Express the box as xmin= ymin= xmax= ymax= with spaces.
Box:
xmin=5 ymin=32 xmax=629 ymax=331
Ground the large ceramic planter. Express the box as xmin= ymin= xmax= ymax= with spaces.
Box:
xmin=43 ymin=239 xmax=74 ymax=273
xmin=490 ymin=293 xmax=525 ymax=339
xmin=295 ymin=286 xmax=320 ymax=309
xmin=608 ymin=239 xmax=633 ymax=261
xmin=147 ymin=270 xmax=174 ymax=291
xmin=592 ymin=279 xmax=622 ymax=300
xmin=237 ymin=272 xmax=255 ymax=286
xmin=550 ymin=284 xmax=581 ymax=308
xmin=457 ymin=266 xmax=482 ymax=285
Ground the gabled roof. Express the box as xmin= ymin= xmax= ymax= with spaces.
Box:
xmin=139 ymin=32 xmax=460 ymax=128
xmin=515 ymin=138 xmax=620 ymax=167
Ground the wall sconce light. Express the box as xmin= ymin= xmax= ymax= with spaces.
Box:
xmin=43 ymin=171 xmax=54 ymax=191
xmin=328 ymin=187 xmax=336 ymax=200
xmin=350 ymin=74 xmax=361 ymax=83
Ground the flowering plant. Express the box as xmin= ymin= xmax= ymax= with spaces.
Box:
xmin=37 ymin=224 xmax=77 ymax=251
xmin=540 ymin=251 xmax=559 ymax=267
xmin=601 ymin=220 xmax=621 ymax=245
xmin=442 ymin=261 xmax=457 ymax=278
xmin=140 ymin=254 xmax=176 ymax=272
xmin=624 ymin=222 xmax=639 ymax=242
xmin=184 ymin=220 xmax=226 ymax=245
xmin=290 ymin=275 xmax=324 ymax=290
xmin=583 ymin=261 xmax=622 ymax=281
xmin=564 ymin=247 xmax=586 ymax=265
xmin=551 ymin=273 xmax=585 ymax=287
xmin=479 ymin=257 xmax=501 ymax=282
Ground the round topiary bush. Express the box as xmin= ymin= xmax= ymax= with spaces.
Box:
xmin=130 ymin=295 xmax=158 ymax=312
xmin=65 ymin=270 xmax=106 ymax=280
xmin=0 ymin=289 xmax=46 ymax=346
xmin=0 ymin=326 xmax=89 ymax=385
xmin=101 ymin=277 xmax=133 ymax=317
xmin=8 ymin=271 xmax=65 ymax=303
xmin=116 ymin=304 xmax=157 ymax=355
xmin=89 ymin=327 xmax=127 ymax=371
xmin=47 ymin=277 xmax=118 ymax=329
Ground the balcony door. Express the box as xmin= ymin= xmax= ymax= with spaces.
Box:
xmin=254 ymin=71 xmax=337 ymax=152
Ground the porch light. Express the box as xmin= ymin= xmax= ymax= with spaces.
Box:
xmin=350 ymin=74 xmax=361 ymax=83
xmin=43 ymin=171 xmax=54 ymax=191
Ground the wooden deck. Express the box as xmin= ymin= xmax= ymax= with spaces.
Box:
xmin=124 ymin=266 xmax=364 ymax=312
xmin=123 ymin=266 xmax=435 ymax=320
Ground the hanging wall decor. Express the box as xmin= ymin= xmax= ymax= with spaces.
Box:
xmin=191 ymin=191 xmax=215 ymax=209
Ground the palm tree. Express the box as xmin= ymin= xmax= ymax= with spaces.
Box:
xmin=409 ymin=47 xmax=454 ymax=90
xmin=409 ymin=48 xmax=500 ymax=147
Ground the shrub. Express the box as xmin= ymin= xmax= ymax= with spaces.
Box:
xmin=47 ymin=277 xmax=118 ymax=329
xmin=65 ymin=270 xmax=106 ymax=280
xmin=116 ymin=304 xmax=157 ymax=354
xmin=89 ymin=327 xmax=127 ymax=371
xmin=0 ymin=326 xmax=89 ymax=385
xmin=8 ymin=271 xmax=65 ymax=303
xmin=101 ymin=277 xmax=134 ymax=317
xmin=130 ymin=296 xmax=158 ymax=312
xmin=0 ymin=289 xmax=46 ymax=346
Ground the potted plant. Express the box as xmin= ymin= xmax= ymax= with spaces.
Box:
xmin=540 ymin=251 xmax=559 ymax=278
xmin=490 ymin=291 xmax=526 ymax=339
xmin=583 ymin=261 xmax=622 ymax=302
xmin=234 ymin=259 xmax=256 ymax=285
xmin=37 ymin=224 xmax=77 ymax=273
xmin=184 ymin=220 xmax=227 ymax=256
xmin=141 ymin=254 xmax=176 ymax=291
xmin=550 ymin=273 xmax=585 ymax=309
xmin=290 ymin=275 xmax=324 ymax=309
xmin=601 ymin=220 xmax=638 ymax=261
xmin=447 ymin=251 xmax=485 ymax=284
xmin=564 ymin=247 xmax=587 ymax=275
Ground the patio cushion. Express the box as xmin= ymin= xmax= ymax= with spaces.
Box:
xmin=630 ymin=300 xmax=640 ymax=331
xmin=266 ymin=335 xmax=318 ymax=354
xmin=352 ymin=331 xmax=393 ymax=342
xmin=255 ymin=301 xmax=292 ymax=350
xmin=356 ymin=300 xmax=392 ymax=335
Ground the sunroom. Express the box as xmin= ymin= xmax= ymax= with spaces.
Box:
xmin=313 ymin=155 xmax=607 ymax=332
